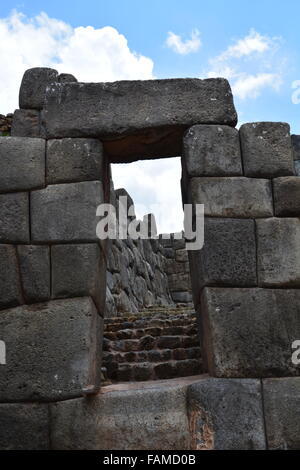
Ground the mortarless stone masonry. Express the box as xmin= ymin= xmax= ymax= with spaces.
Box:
xmin=0 ymin=67 xmax=300 ymax=449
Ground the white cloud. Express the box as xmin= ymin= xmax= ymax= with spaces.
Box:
xmin=232 ymin=73 xmax=282 ymax=99
xmin=111 ymin=158 xmax=184 ymax=234
xmin=0 ymin=10 xmax=154 ymax=114
xmin=166 ymin=29 xmax=201 ymax=55
xmin=206 ymin=29 xmax=284 ymax=100
xmin=216 ymin=29 xmax=273 ymax=61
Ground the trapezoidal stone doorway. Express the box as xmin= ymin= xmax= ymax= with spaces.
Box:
xmin=1 ymin=67 xmax=300 ymax=450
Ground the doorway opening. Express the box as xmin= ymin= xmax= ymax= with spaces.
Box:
xmin=101 ymin=157 xmax=202 ymax=384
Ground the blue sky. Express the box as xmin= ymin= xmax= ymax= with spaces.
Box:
xmin=1 ymin=1 xmax=299 ymax=231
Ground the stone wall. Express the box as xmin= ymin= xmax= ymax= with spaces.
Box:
xmin=1 ymin=67 xmax=300 ymax=450
xmin=106 ymin=187 xmax=173 ymax=316
xmin=0 ymin=114 xmax=12 ymax=135
xmin=106 ymin=188 xmax=194 ymax=316
xmin=160 ymin=234 xmax=193 ymax=304
xmin=0 ymin=135 xmax=107 ymax=404
xmin=182 ymin=122 xmax=300 ymax=378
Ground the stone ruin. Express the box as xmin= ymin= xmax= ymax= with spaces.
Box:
xmin=0 ymin=67 xmax=300 ymax=450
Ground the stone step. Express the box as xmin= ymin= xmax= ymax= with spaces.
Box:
xmin=107 ymin=358 xmax=202 ymax=382
xmin=104 ymin=307 xmax=194 ymax=322
xmin=103 ymin=335 xmax=199 ymax=353
xmin=104 ymin=324 xmax=198 ymax=341
xmin=105 ymin=316 xmax=197 ymax=332
xmin=103 ymin=346 xmax=201 ymax=365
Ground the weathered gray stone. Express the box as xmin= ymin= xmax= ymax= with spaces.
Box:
xmin=292 ymin=134 xmax=300 ymax=160
xmin=57 ymin=73 xmax=77 ymax=83
xmin=190 ymin=177 xmax=273 ymax=218
xmin=263 ymin=378 xmax=300 ymax=450
xmin=0 ymin=192 xmax=30 ymax=243
xmin=175 ymin=248 xmax=188 ymax=263
xmin=201 ymin=287 xmax=300 ymax=377
xmin=17 ymin=245 xmax=50 ymax=303
xmin=168 ymin=273 xmax=190 ymax=292
xmin=0 ymin=137 xmax=45 ymax=192
xmin=256 ymin=218 xmax=300 ymax=287
xmin=188 ymin=378 xmax=266 ymax=450
xmin=295 ymin=160 xmax=300 ymax=176
xmin=0 ymin=297 xmax=103 ymax=401
xmin=183 ymin=125 xmax=242 ymax=176
xmin=47 ymin=138 xmax=104 ymax=184
xmin=171 ymin=292 xmax=192 ymax=303
xmin=189 ymin=219 xmax=257 ymax=302
xmin=11 ymin=109 xmax=41 ymax=137
xmin=19 ymin=67 xmax=58 ymax=109
xmin=0 ymin=245 xmax=22 ymax=310
xmin=50 ymin=384 xmax=190 ymax=450
xmin=0 ymin=403 xmax=50 ymax=450
xmin=240 ymin=122 xmax=294 ymax=177
xmin=42 ymin=78 xmax=237 ymax=161
xmin=52 ymin=244 xmax=106 ymax=314
xmin=273 ymin=177 xmax=300 ymax=216
xmin=31 ymin=181 xmax=103 ymax=242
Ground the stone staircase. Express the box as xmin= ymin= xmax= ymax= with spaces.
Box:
xmin=102 ymin=306 xmax=202 ymax=384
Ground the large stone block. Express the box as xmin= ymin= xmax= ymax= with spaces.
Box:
xmin=292 ymin=134 xmax=300 ymax=160
xmin=188 ymin=378 xmax=266 ymax=450
xmin=201 ymin=287 xmax=300 ymax=377
xmin=240 ymin=122 xmax=294 ymax=177
xmin=47 ymin=138 xmax=104 ymax=184
xmin=256 ymin=218 xmax=300 ymax=287
xmin=183 ymin=125 xmax=242 ymax=177
xmin=50 ymin=384 xmax=190 ymax=450
xmin=31 ymin=181 xmax=103 ymax=243
xmin=263 ymin=378 xmax=300 ymax=450
xmin=273 ymin=177 xmax=300 ymax=216
xmin=0 ymin=192 xmax=30 ymax=243
xmin=42 ymin=78 xmax=237 ymax=161
xmin=0 ymin=245 xmax=22 ymax=310
xmin=51 ymin=244 xmax=106 ymax=313
xmin=0 ymin=403 xmax=50 ymax=450
xmin=189 ymin=219 xmax=256 ymax=303
xmin=0 ymin=297 xmax=103 ymax=401
xmin=190 ymin=177 xmax=273 ymax=217
xmin=11 ymin=109 xmax=41 ymax=138
xmin=295 ymin=161 xmax=300 ymax=176
xmin=19 ymin=67 xmax=58 ymax=110
xmin=17 ymin=245 xmax=50 ymax=303
xmin=0 ymin=137 xmax=45 ymax=192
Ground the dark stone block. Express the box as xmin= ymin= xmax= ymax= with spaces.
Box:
xmin=19 ymin=67 xmax=58 ymax=110
xmin=240 ymin=122 xmax=294 ymax=177
xmin=183 ymin=125 xmax=242 ymax=176
xmin=0 ymin=137 xmax=45 ymax=192
xmin=11 ymin=109 xmax=41 ymax=137
xmin=188 ymin=378 xmax=266 ymax=449
xmin=273 ymin=177 xmax=300 ymax=216
xmin=31 ymin=181 xmax=104 ymax=243
xmin=0 ymin=244 xmax=22 ymax=310
xmin=42 ymin=78 xmax=237 ymax=161
xmin=0 ymin=403 xmax=50 ymax=450
xmin=51 ymin=243 xmax=106 ymax=313
xmin=201 ymin=287 xmax=300 ymax=378
xmin=263 ymin=377 xmax=300 ymax=449
xmin=0 ymin=297 xmax=103 ymax=401
xmin=47 ymin=138 xmax=104 ymax=184
xmin=18 ymin=245 xmax=50 ymax=303
xmin=0 ymin=192 xmax=30 ymax=243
